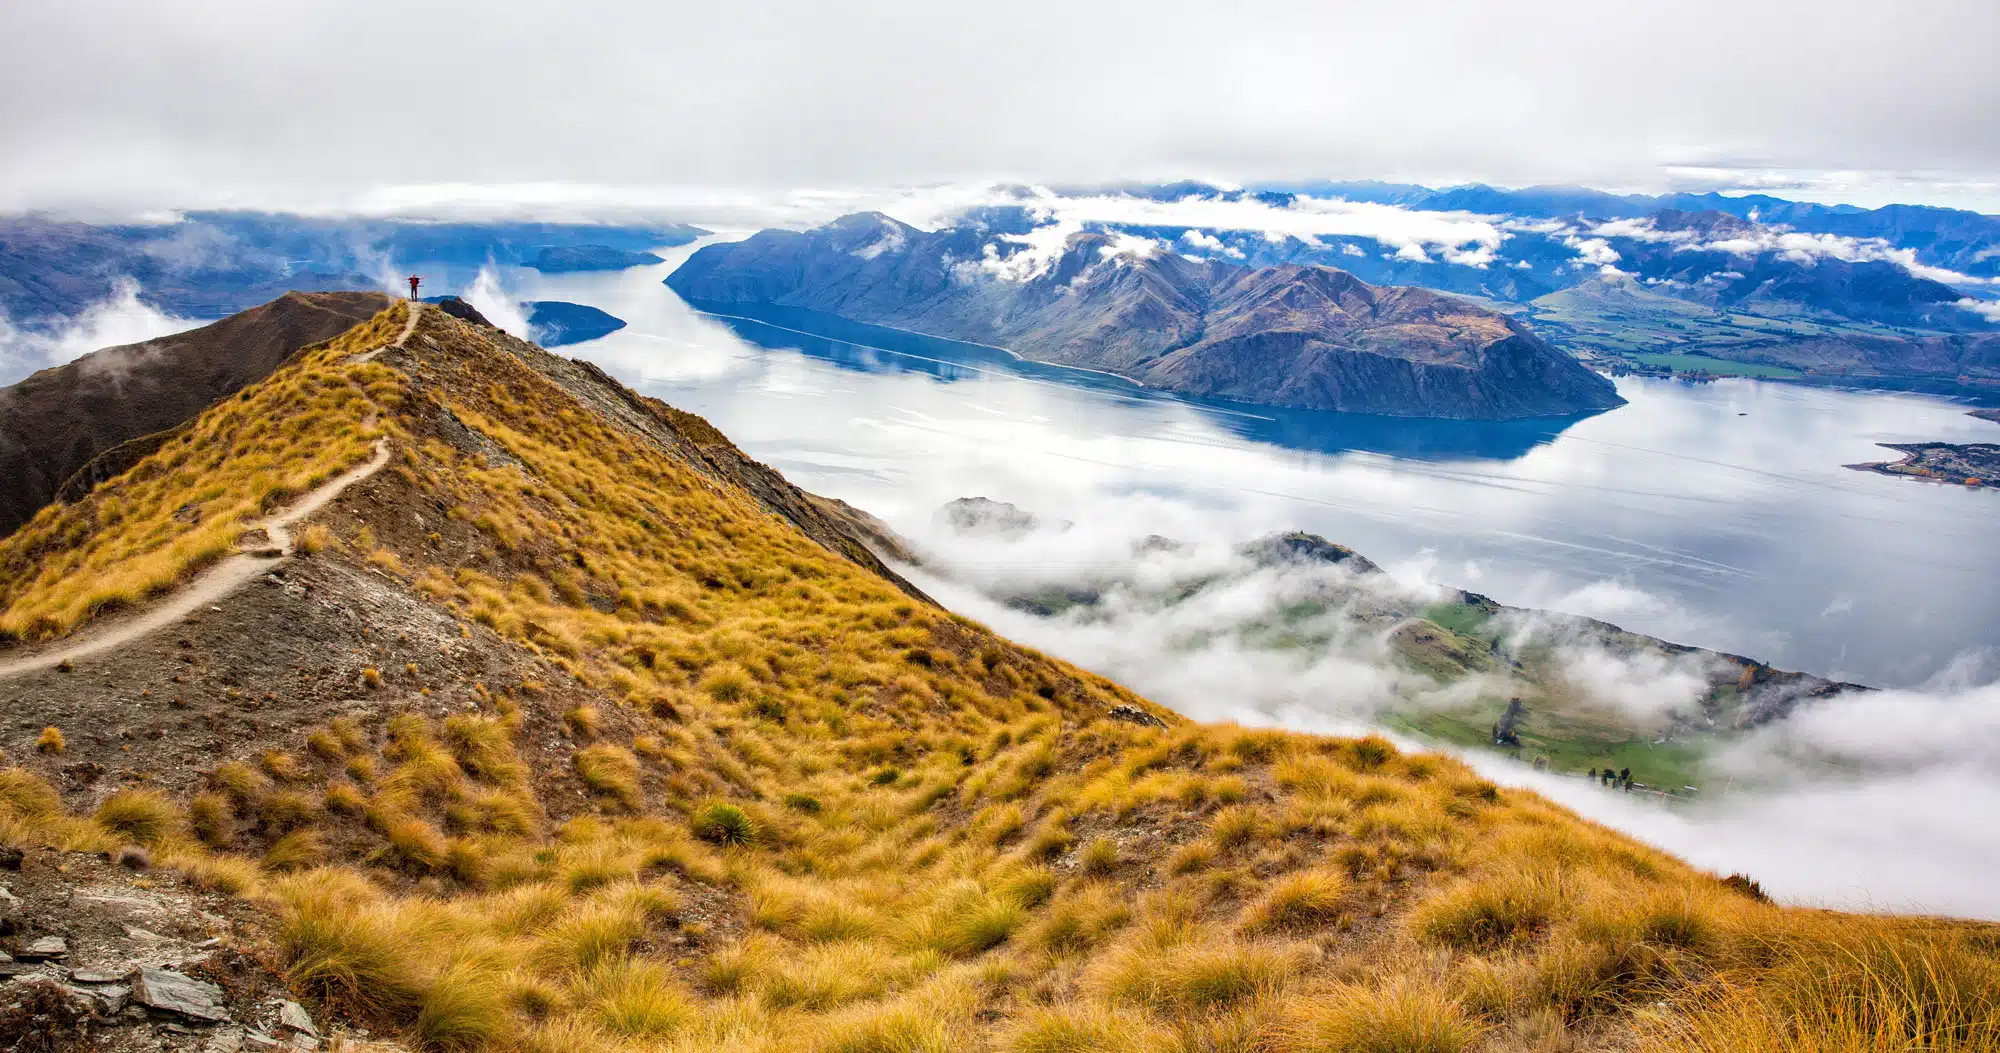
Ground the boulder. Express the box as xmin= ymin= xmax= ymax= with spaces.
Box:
xmin=130 ymin=966 xmax=231 ymax=1022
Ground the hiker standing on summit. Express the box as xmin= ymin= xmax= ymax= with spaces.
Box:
xmin=407 ymin=274 xmax=422 ymax=300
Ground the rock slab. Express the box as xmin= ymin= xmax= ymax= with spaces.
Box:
xmin=131 ymin=965 xmax=231 ymax=1022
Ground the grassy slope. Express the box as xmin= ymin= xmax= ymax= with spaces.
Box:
xmin=1 ymin=305 xmax=1995 ymax=1053
xmin=0 ymin=304 xmax=409 ymax=641
xmin=1527 ymin=282 xmax=1899 ymax=370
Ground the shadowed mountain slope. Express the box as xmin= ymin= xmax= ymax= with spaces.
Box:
xmin=0 ymin=290 xmax=394 ymax=538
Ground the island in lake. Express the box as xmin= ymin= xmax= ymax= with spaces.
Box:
xmin=1846 ymin=442 xmax=2000 ymax=487
xmin=526 ymin=300 xmax=627 ymax=347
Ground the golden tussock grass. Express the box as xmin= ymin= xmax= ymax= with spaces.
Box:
xmin=0 ymin=305 xmax=408 ymax=642
xmin=1 ymin=306 xmax=1990 ymax=1053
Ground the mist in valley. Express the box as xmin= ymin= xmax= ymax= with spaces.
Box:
xmin=890 ymin=500 xmax=2000 ymax=920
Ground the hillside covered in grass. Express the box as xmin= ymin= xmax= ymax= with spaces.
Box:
xmin=0 ymin=301 xmax=1993 ymax=1052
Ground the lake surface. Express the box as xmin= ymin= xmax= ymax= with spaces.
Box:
xmin=501 ymin=247 xmax=1999 ymax=691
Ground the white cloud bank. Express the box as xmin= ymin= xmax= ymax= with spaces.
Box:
xmin=0 ymin=279 xmax=202 ymax=384
xmin=892 ymin=509 xmax=2000 ymax=920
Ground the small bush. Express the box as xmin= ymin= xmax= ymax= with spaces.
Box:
xmin=783 ymin=792 xmax=823 ymax=814
xmin=35 ymin=726 xmax=65 ymax=755
xmin=691 ymin=802 xmax=758 ymax=846
xmin=361 ymin=667 xmax=383 ymax=689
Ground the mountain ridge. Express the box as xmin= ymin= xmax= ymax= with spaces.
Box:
xmin=0 ymin=295 xmax=1989 ymax=1052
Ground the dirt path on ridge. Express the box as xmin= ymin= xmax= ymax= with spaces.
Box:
xmin=0 ymin=302 xmax=421 ymax=680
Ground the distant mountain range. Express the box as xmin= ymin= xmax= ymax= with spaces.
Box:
xmin=1014 ymin=183 xmax=2000 ymax=389
xmin=667 ymin=213 xmax=1626 ymax=420
xmin=0 ymin=212 xmax=705 ymax=322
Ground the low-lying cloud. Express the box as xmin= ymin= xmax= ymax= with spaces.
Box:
xmin=0 ymin=278 xmax=201 ymax=385
xmin=887 ymin=499 xmax=2000 ymax=920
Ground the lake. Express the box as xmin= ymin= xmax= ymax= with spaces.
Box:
xmin=504 ymin=247 xmax=2000 ymax=692
xmin=480 ymin=246 xmax=2000 ymax=918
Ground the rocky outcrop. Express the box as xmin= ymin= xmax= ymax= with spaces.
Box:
xmin=667 ymin=213 xmax=1625 ymax=420
xmin=0 ymin=290 xmax=394 ymax=537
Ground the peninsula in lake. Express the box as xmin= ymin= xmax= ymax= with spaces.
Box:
xmin=666 ymin=213 xmax=1626 ymax=420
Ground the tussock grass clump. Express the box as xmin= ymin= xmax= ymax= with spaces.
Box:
xmin=1646 ymin=917 xmax=2000 ymax=1052
xmin=1092 ymin=936 xmax=1306 ymax=1014
xmin=691 ymin=802 xmax=758 ymax=846
xmin=1283 ymin=979 xmax=1484 ymax=1053
xmin=1030 ymin=883 xmax=1131 ymax=957
xmin=1003 ymin=1003 xmax=1160 ymax=1053
xmin=586 ymin=956 xmax=690 ymax=1037
xmin=94 ymin=789 xmax=179 ymax=845
xmin=0 ymin=767 xmax=64 ymax=817
xmin=1079 ymin=836 xmax=1120 ymax=876
xmin=210 ymin=759 xmax=271 ymax=803
xmin=574 ymin=745 xmax=643 ymax=811
xmin=1242 ymin=869 xmax=1348 ymax=932
xmin=1409 ymin=866 xmax=1564 ymax=950
xmin=188 ymin=792 xmax=234 ymax=847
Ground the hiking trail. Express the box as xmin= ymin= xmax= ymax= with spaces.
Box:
xmin=0 ymin=303 xmax=421 ymax=680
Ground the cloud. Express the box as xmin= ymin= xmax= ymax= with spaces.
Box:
xmin=851 ymin=215 xmax=907 ymax=259
xmin=1956 ymin=297 xmax=2000 ymax=322
xmin=1563 ymin=235 xmax=1623 ymax=269
xmin=0 ymin=278 xmax=202 ymax=384
xmin=1581 ymin=216 xmax=1997 ymax=287
xmin=1098 ymin=231 xmax=1165 ymax=265
xmin=5 ymin=2 xmax=2000 ymax=217
xmin=975 ymin=215 xmax=1083 ymax=282
xmin=873 ymin=491 xmax=2000 ymax=919
xmin=461 ymin=266 xmax=532 ymax=339
xmin=1179 ymin=229 xmax=1244 ymax=259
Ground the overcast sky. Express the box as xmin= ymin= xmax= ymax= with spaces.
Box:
xmin=4 ymin=0 xmax=1998 ymax=217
